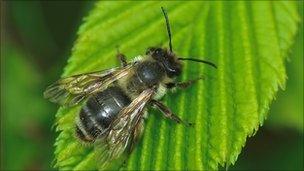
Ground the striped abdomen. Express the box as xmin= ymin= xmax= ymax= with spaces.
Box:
xmin=76 ymin=86 xmax=131 ymax=142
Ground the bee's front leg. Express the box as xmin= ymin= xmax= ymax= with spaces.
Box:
xmin=165 ymin=76 xmax=204 ymax=89
xmin=151 ymin=100 xmax=193 ymax=126
xmin=117 ymin=53 xmax=127 ymax=67
xmin=116 ymin=46 xmax=128 ymax=67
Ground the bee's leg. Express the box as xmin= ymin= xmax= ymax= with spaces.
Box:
xmin=166 ymin=76 xmax=204 ymax=89
xmin=117 ymin=53 xmax=128 ymax=67
xmin=151 ymin=100 xmax=193 ymax=126
xmin=116 ymin=46 xmax=128 ymax=67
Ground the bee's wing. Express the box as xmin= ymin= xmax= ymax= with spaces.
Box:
xmin=95 ymin=88 xmax=155 ymax=169
xmin=44 ymin=65 xmax=133 ymax=107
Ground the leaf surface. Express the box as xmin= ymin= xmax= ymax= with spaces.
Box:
xmin=54 ymin=1 xmax=300 ymax=170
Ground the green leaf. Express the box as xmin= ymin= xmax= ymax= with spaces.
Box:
xmin=54 ymin=1 xmax=300 ymax=170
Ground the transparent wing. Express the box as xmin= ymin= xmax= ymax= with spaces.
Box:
xmin=94 ymin=89 xmax=155 ymax=170
xmin=44 ymin=65 xmax=133 ymax=107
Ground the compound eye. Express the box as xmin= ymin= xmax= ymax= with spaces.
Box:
xmin=155 ymin=48 xmax=162 ymax=54
xmin=153 ymin=48 xmax=165 ymax=58
xmin=163 ymin=59 xmax=181 ymax=77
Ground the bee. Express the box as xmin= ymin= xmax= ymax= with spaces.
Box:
xmin=44 ymin=7 xmax=216 ymax=169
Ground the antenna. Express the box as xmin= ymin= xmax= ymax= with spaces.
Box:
xmin=161 ymin=7 xmax=173 ymax=52
xmin=178 ymin=57 xmax=217 ymax=69
xmin=160 ymin=7 xmax=216 ymax=69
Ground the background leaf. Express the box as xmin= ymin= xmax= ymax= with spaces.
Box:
xmin=54 ymin=1 xmax=300 ymax=170
xmin=2 ymin=43 xmax=54 ymax=170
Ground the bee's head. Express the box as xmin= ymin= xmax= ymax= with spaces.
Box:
xmin=146 ymin=47 xmax=182 ymax=78
xmin=145 ymin=7 xmax=216 ymax=79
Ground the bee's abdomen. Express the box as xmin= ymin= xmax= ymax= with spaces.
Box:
xmin=76 ymin=86 xmax=131 ymax=142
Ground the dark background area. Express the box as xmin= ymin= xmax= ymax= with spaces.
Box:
xmin=1 ymin=1 xmax=303 ymax=170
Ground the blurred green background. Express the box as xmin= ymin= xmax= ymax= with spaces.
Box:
xmin=1 ymin=1 xmax=303 ymax=170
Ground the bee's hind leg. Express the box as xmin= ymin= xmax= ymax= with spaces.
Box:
xmin=116 ymin=46 xmax=128 ymax=67
xmin=151 ymin=100 xmax=193 ymax=127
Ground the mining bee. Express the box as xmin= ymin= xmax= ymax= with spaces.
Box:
xmin=44 ymin=7 xmax=216 ymax=169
